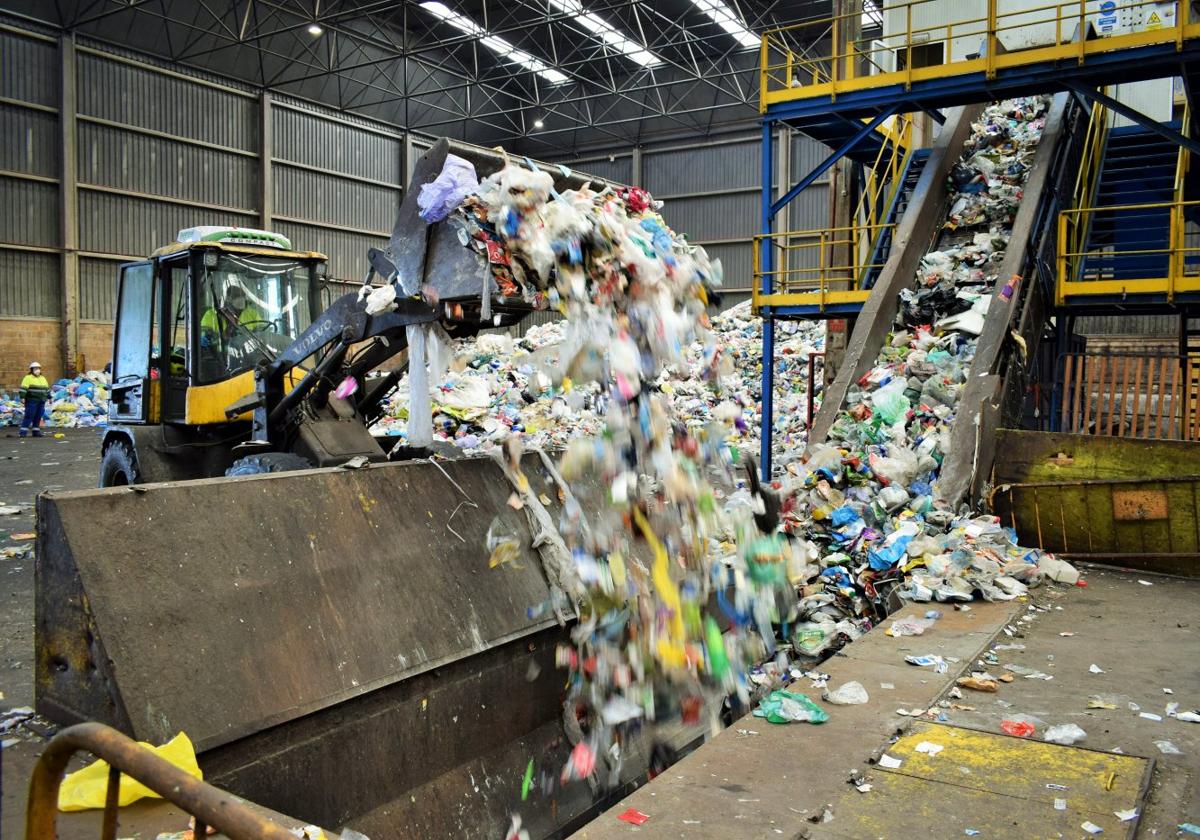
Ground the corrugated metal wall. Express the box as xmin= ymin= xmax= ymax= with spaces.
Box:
xmin=0 ymin=27 xmax=415 ymax=340
xmin=555 ymin=130 xmax=830 ymax=301
xmin=0 ymin=27 xmax=60 ymax=328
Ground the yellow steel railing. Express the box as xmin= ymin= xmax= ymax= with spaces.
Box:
xmin=761 ymin=0 xmax=1198 ymax=110
xmin=1174 ymin=102 xmax=1192 ymax=200
xmin=858 ymin=114 xmax=914 ymax=235
xmin=1060 ymin=97 xmax=1112 ymax=284
xmin=752 ymin=223 xmax=893 ymax=312
xmin=1056 ymin=201 xmax=1200 ymax=305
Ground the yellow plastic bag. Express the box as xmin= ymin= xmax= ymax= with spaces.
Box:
xmin=58 ymin=731 xmax=202 ymax=812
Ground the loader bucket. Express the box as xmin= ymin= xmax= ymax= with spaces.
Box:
xmin=392 ymin=138 xmax=625 ymax=311
xmin=36 ymin=455 xmax=702 ymax=837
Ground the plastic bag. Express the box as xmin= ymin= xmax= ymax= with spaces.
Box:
xmin=888 ymin=615 xmax=934 ymax=636
xmin=418 ymin=153 xmax=479 ymax=223
xmin=59 ymin=731 xmax=201 ymax=812
xmin=753 ymin=690 xmax=829 ymax=724
xmin=1043 ymin=724 xmax=1087 ymax=745
xmin=823 ymin=680 xmax=869 ymax=705
xmin=871 ymin=379 xmax=910 ymax=425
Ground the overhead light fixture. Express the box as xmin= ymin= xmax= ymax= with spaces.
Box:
xmin=688 ymin=0 xmax=760 ymax=49
xmin=547 ymin=0 xmax=662 ymax=67
xmin=420 ymin=2 xmax=570 ymax=84
xmin=533 ymin=118 xmax=545 ymax=129
xmin=307 ymin=23 xmax=323 ymax=36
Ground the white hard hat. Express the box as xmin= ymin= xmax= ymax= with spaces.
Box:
xmin=29 ymin=361 xmax=41 ymax=369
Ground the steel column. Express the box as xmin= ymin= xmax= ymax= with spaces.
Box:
xmin=260 ymin=92 xmax=273 ymax=229
xmin=59 ymin=34 xmax=79 ymax=377
xmin=760 ymin=119 xmax=776 ymax=480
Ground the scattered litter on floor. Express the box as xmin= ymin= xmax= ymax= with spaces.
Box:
xmin=1113 ymin=808 xmax=1138 ymax=822
xmin=1089 ymin=664 xmax=1105 ymax=674
xmin=878 ymin=754 xmax=903 ymax=769
xmin=823 ymin=680 xmax=869 ymax=705
xmin=1081 ymin=820 xmax=1104 ymax=835
xmin=1000 ymin=719 xmax=1035 ymax=737
xmin=1154 ymin=740 xmax=1183 ymax=755
xmin=754 ymin=690 xmax=830 ymax=724
xmin=914 ymin=740 xmax=944 ymax=756
xmin=617 ymin=808 xmax=650 ymax=826
xmin=956 ymin=676 xmax=998 ymax=692
xmin=1043 ymin=724 xmax=1087 ymax=745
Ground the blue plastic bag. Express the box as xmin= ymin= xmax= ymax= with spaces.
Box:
xmin=868 ymin=534 xmax=913 ymax=570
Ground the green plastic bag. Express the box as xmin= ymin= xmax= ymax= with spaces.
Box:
xmin=752 ymin=690 xmax=829 ymax=725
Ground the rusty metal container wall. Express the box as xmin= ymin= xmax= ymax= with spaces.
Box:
xmin=33 ymin=454 xmax=694 ymax=836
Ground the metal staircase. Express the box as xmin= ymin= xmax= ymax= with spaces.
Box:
xmin=860 ymin=148 xmax=931 ymax=291
xmin=1078 ymin=124 xmax=1180 ymax=282
xmin=1056 ymin=104 xmax=1200 ymax=309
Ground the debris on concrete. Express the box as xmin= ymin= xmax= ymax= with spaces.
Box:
xmin=1 ymin=371 xmax=109 ymax=429
xmin=1044 ymin=724 xmax=1087 ymax=745
xmin=616 ymin=808 xmax=650 ymax=826
xmin=823 ymin=681 xmax=869 ymax=705
xmin=371 ymin=301 xmax=823 ymax=458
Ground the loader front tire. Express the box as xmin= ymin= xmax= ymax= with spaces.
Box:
xmin=100 ymin=440 xmax=141 ymax=487
xmin=225 ymin=452 xmax=313 ymax=477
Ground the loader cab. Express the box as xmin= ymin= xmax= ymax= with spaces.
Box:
xmin=109 ymin=227 xmax=326 ymax=427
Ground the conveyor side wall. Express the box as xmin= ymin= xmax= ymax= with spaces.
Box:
xmin=937 ymin=93 xmax=1078 ymax=508
xmin=810 ymin=104 xmax=986 ymax=445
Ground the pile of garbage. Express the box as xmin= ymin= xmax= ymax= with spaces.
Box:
xmin=369 ymin=301 xmax=824 ymax=458
xmin=771 ymin=97 xmax=1070 ymax=663
xmin=0 ymin=372 xmax=109 ymax=428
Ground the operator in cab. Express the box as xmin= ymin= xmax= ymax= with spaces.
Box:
xmin=200 ymin=284 xmax=262 ymax=347
xmin=199 ymin=283 xmax=267 ymax=379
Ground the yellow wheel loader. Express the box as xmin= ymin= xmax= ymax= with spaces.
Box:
xmin=100 ymin=138 xmax=535 ymax=486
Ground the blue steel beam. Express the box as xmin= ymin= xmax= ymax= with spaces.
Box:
xmin=760 ymin=118 xmax=776 ymax=481
xmin=770 ymin=106 xmax=898 ymax=219
xmin=1064 ymin=82 xmax=1200 ymax=157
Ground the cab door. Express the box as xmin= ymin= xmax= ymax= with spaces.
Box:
xmin=109 ymin=261 xmax=155 ymax=423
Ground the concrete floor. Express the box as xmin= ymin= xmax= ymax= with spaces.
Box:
xmin=0 ymin=428 xmax=103 ymax=710
xmin=1 ymin=432 xmax=1198 ymax=838
xmin=940 ymin=567 xmax=1200 ymax=838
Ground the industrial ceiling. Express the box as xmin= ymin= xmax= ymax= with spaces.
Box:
xmin=3 ymin=0 xmax=839 ymax=154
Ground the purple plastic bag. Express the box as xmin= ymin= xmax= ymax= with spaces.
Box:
xmin=418 ymin=153 xmax=480 ymax=223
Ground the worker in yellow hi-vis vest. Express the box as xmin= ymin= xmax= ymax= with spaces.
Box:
xmin=18 ymin=361 xmax=50 ymax=438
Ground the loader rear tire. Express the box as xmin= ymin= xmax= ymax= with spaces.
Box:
xmin=225 ymin=452 xmax=313 ymax=477
xmin=100 ymin=440 xmax=141 ymax=487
